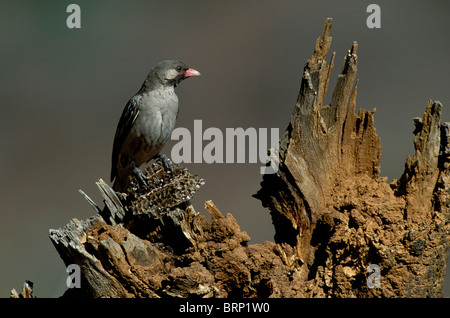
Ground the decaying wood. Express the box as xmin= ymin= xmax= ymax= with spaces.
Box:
xmin=10 ymin=281 xmax=34 ymax=298
xmin=46 ymin=18 xmax=449 ymax=298
xmin=255 ymin=18 xmax=449 ymax=297
xmin=204 ymin=200 xmax=225 ymax=219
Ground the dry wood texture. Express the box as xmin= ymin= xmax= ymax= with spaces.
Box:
xmin=45 ymin=18 xmax=449 ymax=298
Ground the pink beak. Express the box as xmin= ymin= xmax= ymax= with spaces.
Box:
xmin=184 ymin=68 xmax=201 ymax=77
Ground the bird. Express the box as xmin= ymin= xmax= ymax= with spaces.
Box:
xmin=111 ymin=60 xmax=201 ymax=192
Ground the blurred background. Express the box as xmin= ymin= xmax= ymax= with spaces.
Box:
xmin=1 ymin=0 xmax=449 ymax=297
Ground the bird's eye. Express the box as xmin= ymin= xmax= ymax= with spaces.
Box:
xmin=176 ymin=66 xmax=182 ymax=72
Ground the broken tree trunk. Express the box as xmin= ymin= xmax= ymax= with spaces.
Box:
xmin=254 ymin=18 xmax=449 ymax=297
xmin=48 ymin=18 xmax=449 ymax=298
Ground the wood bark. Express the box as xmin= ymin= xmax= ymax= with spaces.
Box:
xmin=46 ymin=18 xmax=449 ymax=298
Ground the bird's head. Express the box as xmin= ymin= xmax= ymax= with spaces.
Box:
xmin=152 ymin=60 xmax=201 ymax=88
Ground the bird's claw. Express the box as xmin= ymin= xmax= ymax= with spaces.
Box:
xmin=157 ymin=153 xmax=174 ymax=173
xmin=132 ymin=164 xmax=148 ymax=189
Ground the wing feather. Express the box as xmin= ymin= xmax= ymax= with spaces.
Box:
xmin=110 ymin=97 xmax=140 ymax=182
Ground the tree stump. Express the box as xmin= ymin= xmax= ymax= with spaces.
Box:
xmin=47 ymin=18 xmax=449 ymax=298
xmin=254 ymin=18 xmax=449 ymax=297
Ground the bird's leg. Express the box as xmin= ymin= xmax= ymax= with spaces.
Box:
xmin=156 ymin=153 xmax=174 ymax=173
xmin=131 ymin=161 xmax=148 ymax=188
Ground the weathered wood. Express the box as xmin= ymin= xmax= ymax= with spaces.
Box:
xmin=205 ymin=200 xmax=224 ymax=219
xmin=255 ymin=18 xmax=449 ymax=297
xmin=78 ymin=189 xmax=101 ymax=214
xmin=44 ymin=18 xmax=449 ymax=298
xmin=10 ymin=281 xmax=34 ymax=298
xmin=49 ymin=214 xmax=130 ymax=297
xmin=96 ymin=179 xmax=126 ymax=225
